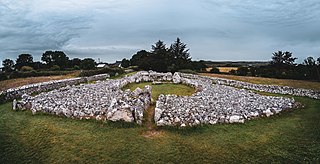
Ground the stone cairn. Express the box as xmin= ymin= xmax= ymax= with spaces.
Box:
xmin=11 ymin=71 xmax=320 ymax=126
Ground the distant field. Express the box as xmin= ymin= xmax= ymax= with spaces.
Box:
xmin=200 ymin=73 xmax=320 ymax=90
xmin=206 ymin=67 xmax=238 ymax=73
xmin=0 ymin=71 xmax=80 ymax=91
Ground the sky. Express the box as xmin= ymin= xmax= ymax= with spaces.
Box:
xmin=1 ymin=0 xmax=320 ymax=66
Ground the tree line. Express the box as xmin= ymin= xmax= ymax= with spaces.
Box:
xmin=2 ymin=51 xmax=96 ymax=72
xmin=121 ymin=38 xmax=207 ymax=72
xmin=226 ymin=51 xmax=320 ymax=81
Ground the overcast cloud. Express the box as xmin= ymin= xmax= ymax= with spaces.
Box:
xmin=1 ymin=0 xmax=320 ymax=65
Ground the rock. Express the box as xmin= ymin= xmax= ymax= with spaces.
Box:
xmin=108 ymin=108 xmax=134 ymax=122
xmin=263 ymin=109 xmax=273 ymax=117
xmin=12 ymin=99 xmax=17 ymax=110
xmin=229 ymin=115 xmax=242 ymax=123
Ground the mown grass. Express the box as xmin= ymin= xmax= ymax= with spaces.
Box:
xmin=200 ymin=73 xmax=320 ymax=90
xmin=1 ymin=95 xmax=319 ymax=163
xmin=122 ymin=82 xmax=196 ymax=101
xmin=1 ymin=78 xmax=320 ymax=163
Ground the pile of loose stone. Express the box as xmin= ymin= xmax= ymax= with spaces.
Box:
xmin=0 ymin=74 xmax=110 ymax=102
xmin=155 ymin=73 xmax=295 ymax=127
xmin=11 ymin=71 xmax=319 ymax=126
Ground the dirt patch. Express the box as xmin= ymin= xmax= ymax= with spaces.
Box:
xmin=142 ymin=130 xmax=166 ymax=138
xmin=142 ymin=105 xmax=166 ymax=138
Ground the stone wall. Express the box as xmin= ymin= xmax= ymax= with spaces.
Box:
xmin=10 ymin=71 xmax=320 ymax=126
xmin=0 ymin=74 xmax=110 ymax=103
xmin=154 ymin=73 xmax=296 ymax=127
xmin=14 ymin=73 xmax=153 ymax=124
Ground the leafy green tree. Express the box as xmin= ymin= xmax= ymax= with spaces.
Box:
xmin=2 ymin=59 xmax=14 ymax=72
xmin=304 ymin=57 xmax=316 ymax=66
xmin=41 ymin=51 xmax=70 ymax=69
xmin=236 ymin=67 xmax=249 ymax=76
xmin=271 ymin=51 xmax=297 ymax=67
xmin=121 ymin=58 xmax=130 ymax=68
xmin=41 ymin=51 xmax=53 ymax=66
xmin=80 ymin=58 xmax=96 ymax=70
xmin=192 ymin=60 xmax=207 ymax=72
xmin=70 ymin=58 xmax=82 ymax=68
xmin=303 ymin=56 xmax=320 ymax=80
xmin=16 ymin=54 xmax=33 ymax=70
xmin=130 ymin=50 xmax=153 ymax=70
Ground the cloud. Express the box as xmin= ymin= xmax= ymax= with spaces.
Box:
xmin=1 ymin=0 xmax=320 ymax=66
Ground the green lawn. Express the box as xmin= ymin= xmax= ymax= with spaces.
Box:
xmin=122 ymin=82 xmax=196 ymax=100
xmin=0 ymin=83 xmax=320 ymax=163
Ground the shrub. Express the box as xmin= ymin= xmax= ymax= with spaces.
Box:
xmin=73 ymin=65 xmax=80 ymax=70
xmin=51 ymin=65 xmax=60 ymax=71
xmin=210 ymin=67 xmax=220 ymax=74
xmin=20 ymin=66 xmax=34 ymax=72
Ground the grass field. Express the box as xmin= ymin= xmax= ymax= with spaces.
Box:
xmin=206 ymin=67 xmax=238 ymax=73
xmin=1 ymin=76 xmax=320 ymax=163
xmin=201 ymin=73 xmax=320 ymax=90
xmin=0 ymin=71 xmax=80 ymax=91
xmin=1 ymin=96 xmax=319 ymax=163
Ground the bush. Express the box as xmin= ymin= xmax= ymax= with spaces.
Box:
xmin=51 ymin=65 xmax=60 ymax=71
xmin=73 ymin=65 xmax=80 ymax=70
xmin=210 ymin=67 xmax=220 ymax=74
xmin=20 ymin=66 xmax=34 ymax=72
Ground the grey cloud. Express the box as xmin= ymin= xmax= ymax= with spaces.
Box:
xmin=1 ymin=0 xmax=320 ymax=66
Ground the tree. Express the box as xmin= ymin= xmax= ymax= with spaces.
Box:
xmin=129 ymin=38 xmax=193 ymax=72
xmin=2 ymin=59 xmax=14 ymax=72
xmin=16 ymin=54 xmax=33 ymax=70
xmin=41 ymin=51 xmax=53 ymax=66
xmin=303 ymin=56 xmax=320 ymax=80
xmin=271 ymin=51 xmax=297 ymax=67
xmin=80 ymin=58 xmax=96 ymax=70
xmin=70 ymin=58 xmax=82 ymax=68
xmin=130 ymin=50 xmax=153 ymax=70
xmin=42 ymin=51 xmax=69 ymax=69
xmin=192 ymin=60 xmax=207 ymax=72
xmin=151 ymin=40 xmax=170 ymax=72
xmin=121 ymin=58 xmax=130 ymax=68
xmin=236 ymin=67 xmax=249 ymax=76
xmin=170 ymin=37 xmax=190 ymax=61
xmin=169 ymin=38 xmax=192 ymax=71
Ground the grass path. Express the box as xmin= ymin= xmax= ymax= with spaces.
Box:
xmin=123 ymin=82 xmax=196 ymax=137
